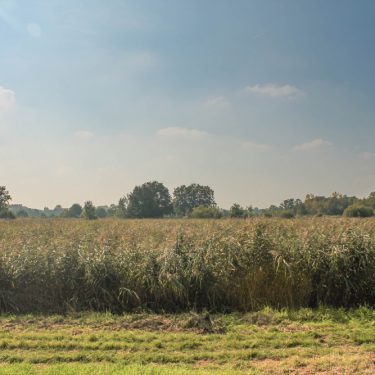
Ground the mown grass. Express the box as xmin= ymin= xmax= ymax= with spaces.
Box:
xmin=0 ymin=308 xmax=374 ymax=374
xmin=0 ymin=217 xmax=375 ymax=313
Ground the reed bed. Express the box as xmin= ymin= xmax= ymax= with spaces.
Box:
xmin=0 ymin=218 xmax=374 ymax=313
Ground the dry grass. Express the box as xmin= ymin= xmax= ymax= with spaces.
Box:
xmin=0 ymin=217 xmax=374 ymax=313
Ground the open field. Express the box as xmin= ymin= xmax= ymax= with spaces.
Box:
xmin=0 ymin=308 xmax=374 ymax=374
xmin=0 ymin=218 xmax=374 ymax=373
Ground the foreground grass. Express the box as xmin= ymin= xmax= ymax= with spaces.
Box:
xmin=0 ymin=308 xmax=374 ymax=374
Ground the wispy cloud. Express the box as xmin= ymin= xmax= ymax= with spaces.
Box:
xmin=245 ymin=84 xmax=305 ymax=99
xmin=27 ymin=23 xmax=42 ymax=38
xmin=294 ymin=138 xmax=332 ymax=151
xmin=204 ymin=96 xmax=231 ymax=110
xmin=359 ymin=151 xmax=375 ymax=161
xmin=157 ymin=127 xmax=208 ymax=140
xmin=74 ymin=130 xmax=94 ymax=140
xmin=241 ymin=140 xmax=271 ymax=151
xmin=0 ymin=86 xmax=16 ymax=111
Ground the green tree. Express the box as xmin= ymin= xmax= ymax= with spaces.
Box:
xmin=96 ymin=207 xmax=108 ymax=218
xmin=343 ymin=204 xmax=373 ymax=218
xmin=304 ymin=193 xmax=356 ymax=216
xmin=189 ymin=205 xmax=223 ymax=219
xmin=0 ymin=186 xmax=14 ymax=219
xmin=67 ymin=203 xmax=82 ymax=218
xmin=126 ymin=181 xmax=173 ymax=218
xmin=0 ymin=186 xmax=11 ymax=210
xmin=173 ymin=184 xmax=216 ymax=216
xmin=280 ymin=198 xmax=297 ymax=210
xmin=116 ymin=196 xmax=128 ymax=218
xmin=106 ymin=204 xmax=118 ymax=217
xmin=244 ymin=205 xmax=255 ymax=218
xmin=364 ymin=192 xmax=375 ymax=209
xmin=52 ymin=205 xmax=64 ymax=217
xmin=82 ymin=201 xmax=97 ymax=220
xmin=16 ymin=210 xmax=29 ymax=218
xmin=230 ymin=203 xmax=245 ymax=218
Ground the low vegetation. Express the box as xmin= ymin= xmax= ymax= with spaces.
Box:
xmin=0 ymin=308 xmax=373 ymax=374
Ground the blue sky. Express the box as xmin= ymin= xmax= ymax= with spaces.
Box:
xmin=0 ymin=0 xmax=374 ymax=208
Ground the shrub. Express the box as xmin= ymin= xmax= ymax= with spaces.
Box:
xmin=279 ymin=211 xmax=295 ymax=219
xmin=189 ymin=206 xmax=223 ymax=218
xmin=0 ymin=210 xmax=16 ymax=219
xmin=343 ymin=205 xmax=373 ymax=218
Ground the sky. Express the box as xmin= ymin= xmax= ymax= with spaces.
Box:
xmin=0 ymin=0 xmax=374 ymax=209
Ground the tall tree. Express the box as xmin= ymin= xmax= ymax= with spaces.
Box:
xmin=0 ymin=186 xmax=14 ymax=219
xmin=0 ymin=186 xmax=11 ymax=211
xmin=67 ymin=203 xmax=82 ymax=218
xmin=82 ymin=201 xmax=97 ymax=220
xmin=116 ymin=196 xmax=128 ymax=218
xmin=230 ymin=203 xmax=245 ymax=218
xmin=96 ymin=207 xmax=108 ymax=218
xmin=364 ymin=192 xmax=375 ymax=208
xmin=173 ymin=184 xmax=216 ymax=216
xmin=126 ymin=181 xmax=172 ymax=218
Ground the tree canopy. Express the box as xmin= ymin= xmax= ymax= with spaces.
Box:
xmin=67 ymin=204 xmax=83 ymax=218
xmin=0 ymin=186 xmax=14 ymax=219
xmin=82 ymin=201 xmax=97 ymax=220
xmin=127 ymin=181 xmax=173 ymax=218
xmin=2 ymin=184 xmax=374 ymax=220
xmin=0 ymin=186 xmax=11 ymax=211
xmin=173 ymin=184 xmax=216 ymax=216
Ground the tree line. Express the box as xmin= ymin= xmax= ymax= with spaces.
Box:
xmin=1 ymin=182 xmax=217 ymax=219
xmin=1 ymin=183 xmax=374 ymax=219
xmin=229 ymin=192 xmax=375 ymax=218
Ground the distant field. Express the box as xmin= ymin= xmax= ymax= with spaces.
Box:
xmin=0 ymin=308 xmax=374 ymax=374
xmin=0 ymin=217 xmax=374 ymax=313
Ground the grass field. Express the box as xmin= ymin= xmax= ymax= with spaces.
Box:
xmin=0 ymin=308 xmax=374 ymax=374
xmin=0 ymin=218 xmax=374 ymax=373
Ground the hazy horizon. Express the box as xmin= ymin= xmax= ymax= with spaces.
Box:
xmin=7 ymin=186 xmax=375 ymax=212
xmin=1 ymin=0 xmax=374 ymax=209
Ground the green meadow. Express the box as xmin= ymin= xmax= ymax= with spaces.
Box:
xmin=0 ymin=308 xmax=374 ymax=374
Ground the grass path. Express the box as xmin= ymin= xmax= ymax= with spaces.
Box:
xmin=0 ymin=308 xmax=374 ymax=374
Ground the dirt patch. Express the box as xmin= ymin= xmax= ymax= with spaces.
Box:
xmin=0 ymin=313 xmax=227 ymax=334
xmin=182 ymin=312 xmax=226 ymax=334
xmin=193 ymin=359 xmax=217 ymax=368
xmin=109 ymin=316 xmax=177 ymax=331
xmin=253 ymin=350 xmax=375 ymax=375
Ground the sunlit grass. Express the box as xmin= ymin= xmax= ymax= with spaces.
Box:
xmin=0 ymin=308 xmax=373 ymax=374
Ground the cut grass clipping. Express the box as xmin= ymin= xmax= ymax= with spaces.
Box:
xmin=0 ymin=308 xmax=374 ymax=374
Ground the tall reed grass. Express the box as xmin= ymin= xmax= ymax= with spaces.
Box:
xmin=0 ymin=218 xmax=374 ymax=313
